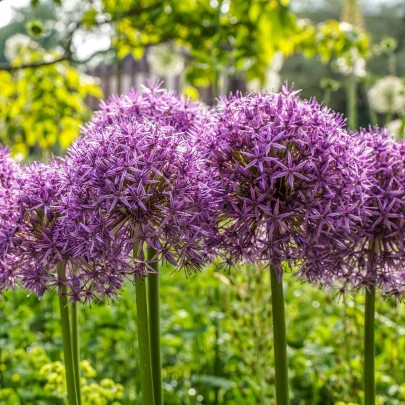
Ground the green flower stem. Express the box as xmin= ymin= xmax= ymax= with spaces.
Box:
xmin=364 ymin=285 xmax=376 ymax=405
xmin=134 ymin=244 xmax=155 ymax=405
xmin=147 ymin=247 xmax=163 ymax=405
xmin=346 ymin=74 xmax=358 ymax=130
xmin=270 ymin=266 xmax=289 ymax=405
xmin=323 ymin=89 xmax=332 ymax=107
xmin=363 ymin=83 xmax=378 ymax=126
xmin=385 ymin=111 xmax=393 ymax=126
xmin=57 ymin=263 xmax=78 ymax=405
xmin=71 ymin=303 xmax=82 ymax=405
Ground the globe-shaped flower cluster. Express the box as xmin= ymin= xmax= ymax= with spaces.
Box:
xmin=203 ymin=85 xmax=370 ymax=278
xmin=0 ymin=146 xmax=21 ymax=291
xmin=356 ymin=128 xmax=405 ymax=296
xmin=63 ymin=117 xmax=221 ymax=277
xmin=0 ymin=161 xmax=132 ymax=302
xmin=47 ymin=84 xmax=220 ymax=302
xmin=317 ymin=128 xmax=405 ymax=296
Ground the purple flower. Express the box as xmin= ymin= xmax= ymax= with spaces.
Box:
xmin=84 ymin=81 xmax=210 ymax=136
xmin=300 ymin=127 xmax=405 ymax=298
xmin=344 ymin=128 xmax=405 ymax=295
xmin=0 ymin=83 xmax=221 ymax=303
xmin=0 ymin=146 xmax=21 ymax=291
xmin=63 ymin=116 xmax=221 ymax=279
xmin=0 ymin=161 xmax=132 ymax=302
xmin=59 ymin=82 xmax=221 ymax=293
xmin=1 ymin=84 xmax=221 ymax=303
xmin=204 ymin=85 xmax=369 ymax=279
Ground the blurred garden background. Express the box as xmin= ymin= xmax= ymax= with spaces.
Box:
xmin=0 ymin=0 xmax=405 ymax=403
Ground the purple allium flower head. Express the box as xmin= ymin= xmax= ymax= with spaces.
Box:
xmin=204 ymin=85 xmax=369 ymax=278
xmin=62 ymin=98 xmax=221 ymax=278
xmin=321 ymin=127 xmax=405 ymax=296
xmin=0 ymin=161 xmax=132 ymax=303
xmin=0 ymin=145 xmax=21 ymax=291
xmin=0 ymin=162 xmax=55 ymax=295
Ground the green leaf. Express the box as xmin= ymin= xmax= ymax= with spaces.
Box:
xmin=82 ymin=8 xmax=97 ymax=29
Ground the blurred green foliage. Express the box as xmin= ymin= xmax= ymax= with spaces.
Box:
xmin=283 ymin=0 xmax=405 ymax=126
xmin=88 ymin=0 xmax=302 ymax=92
xmin=1 ymin=264 xmax=405 ymax=404
xmin=295 ymin=19 xmax=370 ymax=63
xmin=0 ymin=0 xmax=308 ymax=154
xmin=0 ymin=39 xmax=101 ymax=158
xmin=90 ymin=0 xmax=374 ymax=93
xmin=1 ymin=0 xmax=404 ymax=156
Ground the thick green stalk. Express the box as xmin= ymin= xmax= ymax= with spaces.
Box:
xmin=270 ymin=266 xmax=289 ymax=405
xmin=71 ymin=303 xmax=82 ymax=405
xmin=134 ymin=245 xmax=155 ymax=405
xmin=57 ymin=263 xmax=78 ymax=405
xmin=364 ymin=285 xmax=376 ymax=405
xmin=346 ymin=74 xmax=358 ymax=129
xmin=147 ymin=247 xmax=163 ymax=405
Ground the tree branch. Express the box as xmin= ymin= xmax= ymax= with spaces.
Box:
xmin=0 ymin=2 xmax=163 ymax=71
xmin=0 ymin=57 xmax=68 ymax=71
xmin=0 ymin=49 xmax=113 ymax=71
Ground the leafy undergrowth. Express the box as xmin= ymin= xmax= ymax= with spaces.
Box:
xmin=0 ymin=263 xmax=404 ymax=404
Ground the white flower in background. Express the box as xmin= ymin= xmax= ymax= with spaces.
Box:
xmin=247 ymin=52 xmax=284 ymax=92
xmin=352 ymin=58 xmax=366 ymax=77
xmin=368 ymin=76 xmax=405 ymax=114
xmin=335 ymin=58 xmax=351 ymax=76
xmin=386 ymin=119 xmax=405 ymax=140
xmin=4 ymin=34 xmax=35 ymax=62
xmin=335 ymin=48 xmax=366 ymax=77
xmin=339 ymin=22 xmax=353 ymax=32
xmin=147 ymin=43 xmax=185 ymax=78
xmin=13 ymin=153 xmax=25 ymax=162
